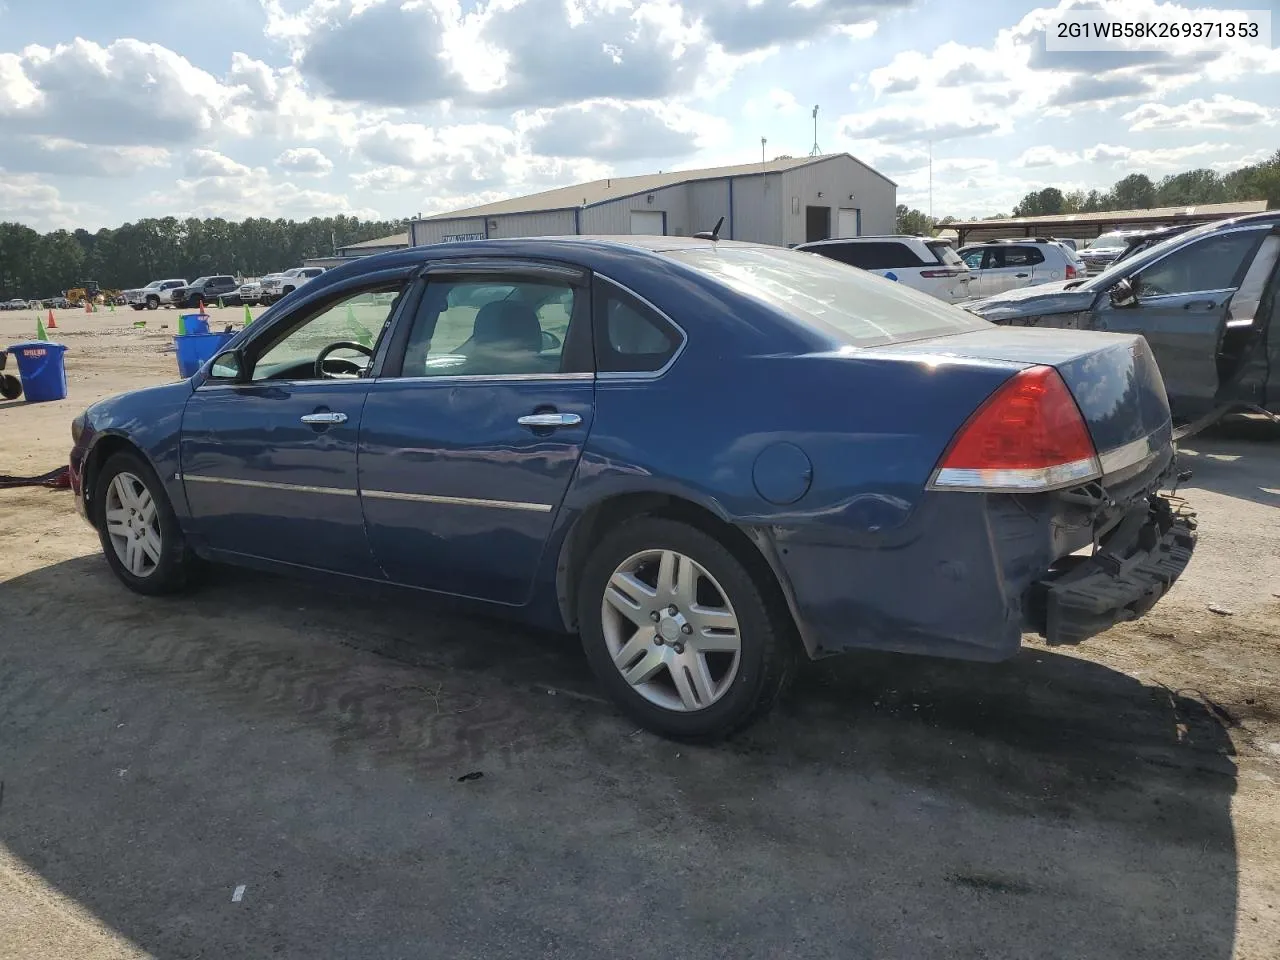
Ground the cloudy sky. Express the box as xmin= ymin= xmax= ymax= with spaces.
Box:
xmin=0 ymin=0 xmax=1276 ymax=231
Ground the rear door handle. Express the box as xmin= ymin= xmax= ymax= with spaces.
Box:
xmin=1015 ymin=273 xmax=1029 ymax=278
xmin=517 ymin=413 xmax=582 ymax=428
xmin=1184 ymin=300 xmax=1218 ymax=310
xmin=300 ymin=412 xmax=348 ymax=424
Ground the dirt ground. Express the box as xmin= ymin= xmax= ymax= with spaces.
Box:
xmin=1 ymin=307 xmax=1278 ymax=959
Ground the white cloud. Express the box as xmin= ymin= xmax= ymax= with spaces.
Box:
xmin=0 ymin=39 xmax=227 ymax=146
xmin=1014 ymin=146 xmax=1080 ymax=168
xmin=145 ymin=165 xmax=379 ymax=221
xmin=1123 ymin=95 xmax=1276 ymax=132
xmin=521 ymin=100 xmax=727 ymax=160
xmin=0 ymin=170 xmax=90 ymax=230
xmin=1083 ymin=141 xmax=1226 ymax=169
xmin=276 ymin=147 xmax=334 ymax=174
xmin=742 ymin=88 xmax=801 ymax=119
xmin=185 ymin=148 xmax=251 ymax=178
xmin=0 ymin=136 xmax=170 ymax=177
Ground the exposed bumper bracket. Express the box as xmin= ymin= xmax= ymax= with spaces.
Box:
xmin=1037 ymin=495 xmax=1197 ymax=646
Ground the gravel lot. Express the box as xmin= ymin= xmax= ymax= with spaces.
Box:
xmin=2 ymin=308 xmax=1278 ymax=959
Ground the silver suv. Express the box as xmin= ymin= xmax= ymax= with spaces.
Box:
xmin=957 ymin=239 xmax=1086 ymax=298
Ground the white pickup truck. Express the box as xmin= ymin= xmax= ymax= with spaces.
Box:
xmin=259 ymin=266 xmax=326 ymax=305
xmin=123 ymin=279 xmax=188 ymax=310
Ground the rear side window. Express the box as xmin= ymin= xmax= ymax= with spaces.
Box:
xmin=809 ymin=241 xmax=925 ymax=270
xmin=993 ymin=247 xmax=1045 ymax=267
xmin=594 ymin=279 xmax=682 ymax=374
xmin=926 ymin=242 xmax=963 ymax=266
xmin=670 ymin=246 xmax=990 ymax=348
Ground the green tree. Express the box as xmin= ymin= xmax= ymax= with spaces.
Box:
xmin=895 ymin=204 xmax=934 ymax=234
xmin=1111 ymin=173 xmax=1156 ymax=210
xmin=1222 ymin=150 xmax=1280 ymax=208
xmin=1062 ymin=190 xmax=1087 ymax=213
xmin=1154 ymin=168 xmax=1226 ymax=206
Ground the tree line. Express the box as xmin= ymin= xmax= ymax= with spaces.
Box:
xmin=0 ymin=215 xmax=407 ymax=301
xmin=895 ymin=148 xmax=1279 ymax=234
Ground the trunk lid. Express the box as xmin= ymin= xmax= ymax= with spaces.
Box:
xmin=871 ymin=326 xmax=1173 ymax=468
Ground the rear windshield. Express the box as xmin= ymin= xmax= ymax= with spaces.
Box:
xmin=927 ymin=241 xmax=964 ymax=266
xmin=668 ymin=246 xmax=991 ymax=347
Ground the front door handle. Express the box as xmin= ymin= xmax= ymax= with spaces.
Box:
xmin=1184 ymin=300 xmax=1218 ymax=310
xmin=1015 ymin=272 xmax=1029 ymax=278
xmin=300 ymin=411 xmax=348 ymax=424
xmin=517 ymin=413 xmax=582 ymax=428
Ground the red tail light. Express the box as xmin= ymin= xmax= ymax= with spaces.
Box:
xmin=1065 ymin=264 xmax=1078 ymax=279
xmin=928 ymin=365 xmax=1101 ymax=492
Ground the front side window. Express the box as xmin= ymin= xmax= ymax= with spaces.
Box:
xmin=960 ymin=249 xmax=984 ymax=269
xmin=1135 ymin=230 xmax=1264 ymax=298
xmin=400 ymin=278 xmax=576 ymax=377
xmin=248 ymin=284 xmax=405 ymax=382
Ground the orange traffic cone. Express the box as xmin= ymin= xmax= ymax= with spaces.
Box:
xmin=197 ymin=298 xmax=206 ymax=312
xmin=85 ymin=300 xmax=92 ymax=314
xmin=47 ymin=308 xmax=58 ymax=329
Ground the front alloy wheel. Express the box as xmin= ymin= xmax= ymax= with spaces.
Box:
xmin=104 ymin=471 xmax=162 ymax=579
xmin=602 ymin=549 xmax=742 ymax=712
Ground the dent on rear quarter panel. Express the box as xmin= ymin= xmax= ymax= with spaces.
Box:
xmin=567 ymin=347 xmax=1034 ymax=660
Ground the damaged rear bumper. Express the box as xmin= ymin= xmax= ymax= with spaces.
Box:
xmin=1029 ymin=495 xmax=1197 ymax=646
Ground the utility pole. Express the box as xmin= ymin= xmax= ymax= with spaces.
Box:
xmin=810 ymin=105 xmax=820 ymax=157
xmin=928 ymin=139 xmax=934 ymax=227
xmin=761 ymin=137 xmax=767 ymax=166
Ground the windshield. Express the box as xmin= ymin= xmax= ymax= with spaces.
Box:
xmin=143 ymin=281 xmax=162 ymax=289
xmin=668 ymin=245 xmax=990 ymax=347
xmin=1083 ymin=219 xmax=1228 ymax=290
xmin=1084 ymin=232 xmax=1133 ymax=250
xmin=191 ymin=277 xmax=211 ymax=285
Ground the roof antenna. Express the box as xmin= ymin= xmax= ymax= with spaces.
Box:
xmin=693 ymin=216 xmax=725 ymax=241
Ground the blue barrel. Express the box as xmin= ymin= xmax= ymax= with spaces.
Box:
xmin=180 ymin=313 xmax=210 ymax=336
xmin=175 ymin=331 xmax=235 ymax=378
xmin=6 ymin=341 xmax=69 ymax=403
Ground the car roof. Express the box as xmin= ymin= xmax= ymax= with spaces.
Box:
xmin=796 ymin=235 xmax=934 ymax=248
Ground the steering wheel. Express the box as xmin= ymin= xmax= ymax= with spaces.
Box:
xmin=315 ymin=341 xmax=374 ymax=379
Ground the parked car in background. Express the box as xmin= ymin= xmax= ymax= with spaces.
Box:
xmin=1079 ymin=230 xmax=1148 ymax=275
xmin=171 ymin=276 xmax=240 ymax=309
xmin=966 ymin=211 xmax=1280 ymax=424
xmin=795 ymin=236 xmax=972 ymax=303
xmin=70 ymin=236 xmax=1195 ymax=741
xmin=124 ymin=279 xmax=188 ymax=310
xmin=238 ymin=273 xmax=285 ymax=305
xmin=1052 ymin=237 xmax=1079 ymax=252
xmin=260 ymin=266 xmax=326 ymax=304
xmin=957 ymin=239 xmax=1086 ymax=297
xmin=1109 ymin=224 xmax=1198 ymax=267
xmin=43 ymin=296 xmax=71 ymax=310
xmin=2 ymin=298 xmax=31 ymax=310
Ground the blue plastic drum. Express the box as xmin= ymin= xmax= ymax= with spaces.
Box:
xmin=175 ymin=332 xmax=235 ymax=378
xmin=6 ymin=341 xmax=69 ymax=403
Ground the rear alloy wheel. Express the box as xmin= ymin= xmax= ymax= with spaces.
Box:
xmin=95 ymin=451 xmax=195 ymax=595
xmin=578 ymin=518 xmax=793 ymax=741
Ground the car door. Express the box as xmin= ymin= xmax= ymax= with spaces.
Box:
xmin=984 ymin=246 xmax=1041 ymax=294
xmin=180 ymin=276 xmax=413 ymax=576
xmin=960 ymin=248 xmax=987 ymax=295
xmin=1092 ymin=227 xmax=1268 ymax=417
xmin=356 ymin=260 xmax=595 ymax=605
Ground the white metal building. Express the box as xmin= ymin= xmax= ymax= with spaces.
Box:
xmin=408 ymin=154 xmax=896 ymax=248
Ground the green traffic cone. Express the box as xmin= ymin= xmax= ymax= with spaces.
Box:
xmin=218 ymin=296 xmax=225 ymax=309
xmin=345 ymin=304 xmax=373 ymax=347
xmin=243 ymin=304 xmax=253 ymax=326
xmin=36 ymin=317 xmax=48 ymax=341
xmin=109 ymin=302 xmax=115 ymax=313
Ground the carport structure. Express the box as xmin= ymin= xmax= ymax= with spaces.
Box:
xmin=949 ymin=200 xmax=1268 ymax=246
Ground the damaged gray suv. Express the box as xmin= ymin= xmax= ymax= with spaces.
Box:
xmin=966 ymin=212 xmax=1280 ymax=428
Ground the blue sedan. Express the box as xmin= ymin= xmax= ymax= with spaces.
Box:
xmin=69 ymin=237 xmax=1197 ymax=740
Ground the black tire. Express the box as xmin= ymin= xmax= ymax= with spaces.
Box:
xmin=0 ymin=374 xmax=21 ymax=400
xmin=93 ymin=450 xmax=197 ymax=596
xmin=131 ymin=304 xmax=144 ymax=311
xmin=146 ymin=297 xmax=159 ymax=310
xmin=577 ymin=517 xmax=795 ymax=742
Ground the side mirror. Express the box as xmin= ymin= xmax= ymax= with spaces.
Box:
xmin=210 ymin=349 xmax=247 ymax=381
xmin=1109 ymin=276 xmax=1139 ymax=308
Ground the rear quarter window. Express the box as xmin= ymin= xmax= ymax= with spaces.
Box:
xmin=671 ymin=246 xmax=991 ymax=348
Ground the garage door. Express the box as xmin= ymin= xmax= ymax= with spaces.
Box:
xmin=630 ymin=210 xmax=666 ymax=235
xmin=837 ymin=208 xmax=861 ymax=238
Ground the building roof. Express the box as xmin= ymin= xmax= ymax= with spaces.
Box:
xmin=339 ymin=232 xmax=410 ymax=251
xmin=422 ymin=153 xmax=895 ymax=222
xmin=947 ymin=200 xmax=1267 ymax=230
